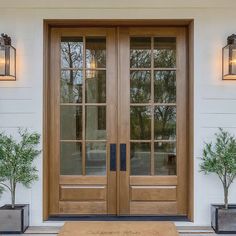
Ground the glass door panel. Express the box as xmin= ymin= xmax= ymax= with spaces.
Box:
xmin=130 ymin=36 xmax=177 ymax=176
xmin=60 ymin=36 xmax=107 ymax=176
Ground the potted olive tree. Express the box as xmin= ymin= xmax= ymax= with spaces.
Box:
xmin=0 ymin=129 xmax=40 ymax=234
xmin=200 ymin=128 xmax=236 ymax=234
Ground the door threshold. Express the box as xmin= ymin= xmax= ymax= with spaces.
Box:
xmin=48 ymin=215 xmax=189 ymax=221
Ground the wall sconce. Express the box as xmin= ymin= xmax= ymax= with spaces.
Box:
xmin=0 ymin=33 xmax=16 ymax=81
xmin=223 ymin=34 xmax=236 ymax=80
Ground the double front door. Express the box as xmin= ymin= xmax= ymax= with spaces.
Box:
xmin=49 ymin=27 xmax=188 ymax=216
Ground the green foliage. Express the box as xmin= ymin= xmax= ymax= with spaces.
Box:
xmin=0 ymin=129 xmax=41 ymax=208
xmin=200 ymin=128 xmax=236 ymax=209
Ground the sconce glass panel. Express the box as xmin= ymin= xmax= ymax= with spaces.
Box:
xmin=0 ymin=45 xmax=16 ymax=80
xmin=223 ymin=35 xmax=236 ymax=80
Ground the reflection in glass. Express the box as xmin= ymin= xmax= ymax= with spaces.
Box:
xmin=130 ymin=70 xmax=151 ymax=103
xmin=130 ymin=106 xmax=151 ymax=140
xmin=154 ymin=37 xmax=176 ymax=68
xmin=154 ymin=142 xmax=176 ymax=175
xmin=61 ymin=70 xmax=83 ymax=103
xmin=130 ymin=37 xmax=151 ymax=68
xmin=86 ymin=70 xmax=106 ymax=103
xmin=154 ymin=106 xmax=176 ymax=140
xmin=86 ymin=106 xmax=106 ymax=140
xmin=154 ymin=71 xmax=176 ymax=103
xmin=86 ymin=37 xmax=106 ymax=68
xmin=60 ymin=105 xmax=82 ymax=140
xmin=86 ymin=142 xmax=106 ymax=175
xmin=61 ymin=37 xmax=83 ymax=68
xmin=130 ymin=143 xmax=151 ymax=175
xmin=60 ymin=142 xmax=82 ymax=175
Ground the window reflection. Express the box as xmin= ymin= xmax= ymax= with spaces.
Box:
xmin=154 ymin=142 xmax=176 ymax=175
xmin=154 ymin=106 xmax=176 ymax=140
xmin=130 ymin=37 xmax=151 ymax=68
xmin=130 ymin=142 xmax=151 ymax=175
xmin=61 ymin=37 xmax=83 ymax=68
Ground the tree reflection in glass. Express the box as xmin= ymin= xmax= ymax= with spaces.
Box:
xmin=154 ymin=71 xmax=176 ymax=103
xmin=130 ymin=70 xmax=151 ymax=103
xmin=154 ymin=37 xmax=176 ymax=68
xmin=130 ymin=37 xmax=151 ymax=68
xmin=61 ymin=37 xmax=83 ymax=69
xmin=130 ymin=106 xmax=151 ymax=140
xmin=154 ymin=106 xmax=176 ymax=140
xmin=61 ymin=70 xmax=83 ymax=103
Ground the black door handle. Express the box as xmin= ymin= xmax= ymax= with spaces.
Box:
xmin=120 ymin=144 xmax=126 ymax=171
xmin=110 ymin=144 xmax=116 ymax=171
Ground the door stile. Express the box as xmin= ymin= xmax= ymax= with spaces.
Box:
xmin=176 ymin=28 xmax=188 ymax=214
xmin=106 ymin=28 xmax=118 ymax=214
xmin=49 ymin=28 xmax=61 ymax=214
xmin=118 ymin=27 xmax=130 ymax=215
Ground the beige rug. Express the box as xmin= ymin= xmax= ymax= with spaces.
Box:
xmin=58 ymin=221 xmax=179 ymax=236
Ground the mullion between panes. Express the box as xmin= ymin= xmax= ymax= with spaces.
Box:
xmin=82 ymin=35 xmax=86 ymax=176
xmin=151 ymin=37 xmax=155 ymax=176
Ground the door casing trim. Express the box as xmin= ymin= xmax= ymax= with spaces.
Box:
xmin=43 ymin=19 xmax=194 ymax=222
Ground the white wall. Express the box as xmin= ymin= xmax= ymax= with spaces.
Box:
xmin=1 ymin=0 xmax=236 ymax=227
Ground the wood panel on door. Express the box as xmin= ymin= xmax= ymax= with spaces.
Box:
xmin=49 ymin=28 xmax=117 ymax=215
xmin=118 ymin=27 xmax=187 ymax=215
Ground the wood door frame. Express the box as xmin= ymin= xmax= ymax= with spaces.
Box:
xmin=43 ymin=19 xmax=194 ymax=221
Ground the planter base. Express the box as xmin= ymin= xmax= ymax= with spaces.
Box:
xmin=0 ymin=204 xmax=29 ymax=234
xmin=211 ymin=204 xmax=236 ymax=234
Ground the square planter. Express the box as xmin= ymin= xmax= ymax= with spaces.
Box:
xmin=0 ymin=204 xmax=29 ymax=234
xmin=211 ymin=204 xmax=236 ymax=234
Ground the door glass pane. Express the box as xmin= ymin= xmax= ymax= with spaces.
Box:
xmin=154 ymin=71 xmax=176 ymax=103
xmin=130 ymin=142 xmax=151 ymax=175
xmin=61 ymin=70 xmax=83 ymax=103
xmin=60 ymin=105 xmax=82 ymax=140
xmin=86 ymin=142 xmax=106 ymax=175
xmin=154 ymin=142 xmax=176 ymax=175
xmin=130 ymin=37 xmax=151 ymax=68
xmin=86 ymin=106 xmax=106 ymax=140
xmin=86 ymin=37 xmax=106 ymax=68
xmin=130 ymin=106 xmax=151 ymax=140
xmin=154 ymin=106 xmax=176 ymax=140
xmin=130 ymin=70 xmax=151 ymax=103
xmin=60 ymin=142 xmax=82 ymax=175
xmin=154 ymin=37 xmax=176 ymax=68
xmin=86 ymin=70 xmax=106 ymax=103
xmin=61 ymin=37 xmax=83 ymax=69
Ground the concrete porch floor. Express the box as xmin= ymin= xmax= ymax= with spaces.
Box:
xmin=1 ymin=226 xmax=233 ymax=236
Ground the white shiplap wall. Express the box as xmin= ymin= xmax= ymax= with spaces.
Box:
xmin=0 ymin=2 xmax=236 ymax=227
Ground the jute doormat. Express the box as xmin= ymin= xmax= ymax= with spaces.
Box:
xmin=58 ymin=221 xmax=179 ymax=236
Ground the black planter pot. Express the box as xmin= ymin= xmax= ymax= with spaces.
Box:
xmin=211 ymin=204 xmax=236 ymax=234
xmin=0 ymin=204 xmax=29 ymax=234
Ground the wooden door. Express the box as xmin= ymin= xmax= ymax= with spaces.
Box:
xmin=118 ymin=27 xmax=187 ymax=215
xmin=49 ymin=28 xmax=117 ymax=215
xmin=48 ymin=26 xmax=188 ymax=216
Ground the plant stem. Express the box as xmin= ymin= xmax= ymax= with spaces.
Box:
xmin=224 ymin=186 xmax=229 ymax=209
xmin=11 ymin=181 xmax=16 ymax=209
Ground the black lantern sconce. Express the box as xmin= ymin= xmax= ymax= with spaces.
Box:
xmin=223 ymin=34 xmax=236 ymax=80
xmin=0 ymin=33 xmax=16 ymax=81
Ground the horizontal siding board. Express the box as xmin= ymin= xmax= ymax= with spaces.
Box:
xmin=200 ymin=114 xmax=236 ymax=128
xmin=201 ymin=85 xmax=236 ymax=100
xmin=0 ymin=87 xmax=33 ymax=100
xmin=0 ymin=100 xmax=34 ymax=113
xmin=0 ymin=113 xmax=36 ymax=127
